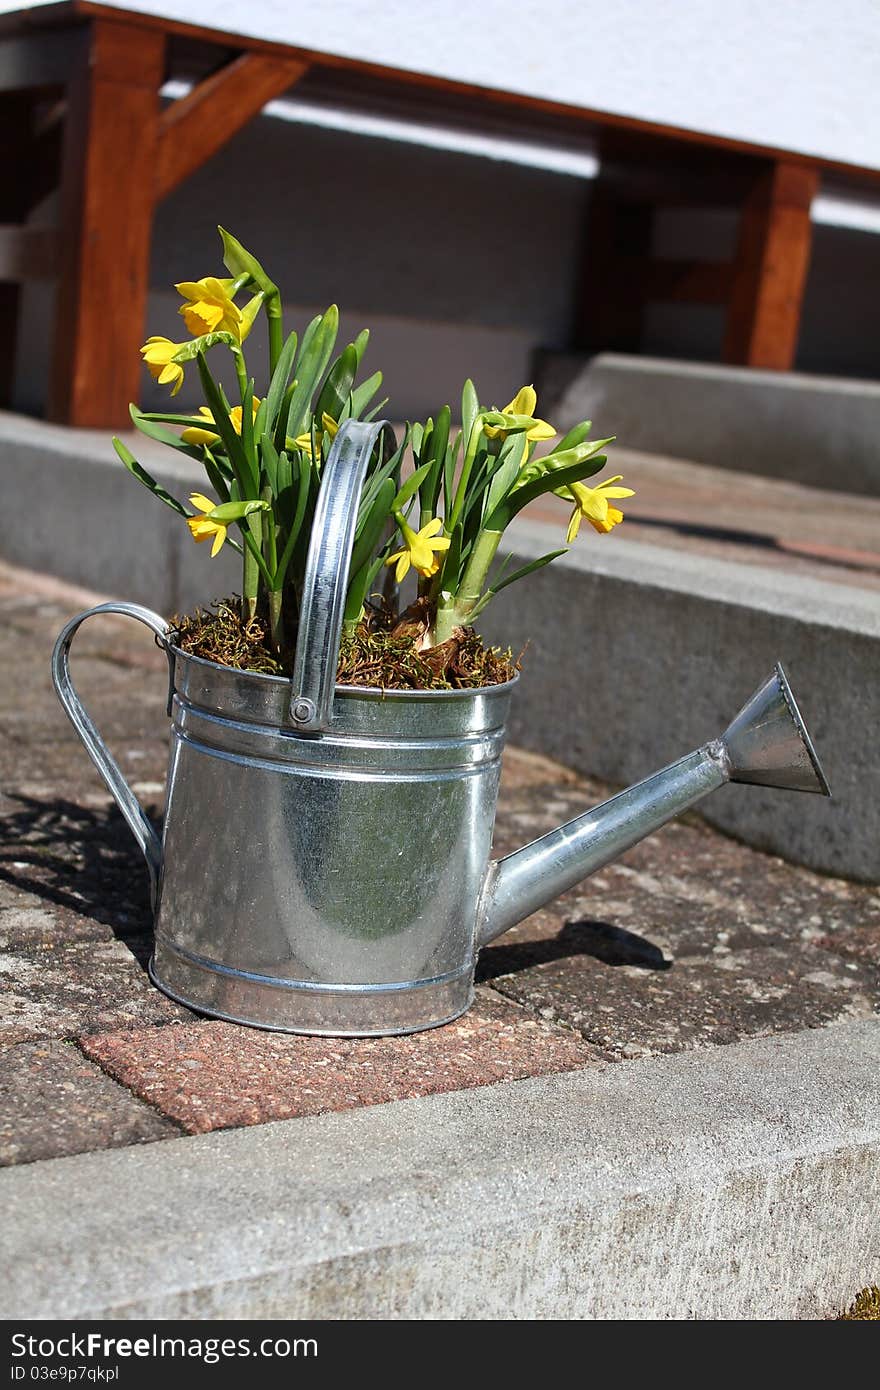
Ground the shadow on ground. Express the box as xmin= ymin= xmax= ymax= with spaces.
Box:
xmin=476 ymin=919 xmax=671 ymax=981
xmin=0 ymin=793 xmax=156 ymax=965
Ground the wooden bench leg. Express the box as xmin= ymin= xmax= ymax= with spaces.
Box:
xmin=48 ymin=19 xmax=165 ymax=426
xmin=723 ymin=161 xmax=819 ymax=371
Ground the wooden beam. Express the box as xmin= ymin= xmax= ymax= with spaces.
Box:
xmin=155 ymin=54 xmax=308 ymax=200
xmin=48 ymin=18 xmax=166 ymax=425
xmin=723 ymin=161 xmax=819 ymax=370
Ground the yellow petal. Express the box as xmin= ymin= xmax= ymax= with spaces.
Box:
xmin=181 ymin=426 xmax=220 ymax=446
xmin=395 ymin=551 xmax=411 ymax=583
xmin=573 ymin=486 xmax=609 ymax=524
xmin=566 ymin=508 xmax=582 ymax=543
xmin=525 ymin=418 xmax=556 ymax=441
xmin=504 ymin=385 xmax=537 ymax=417
xmin=210 ymin=525 xmax=226 ymax=557
xmin=189 ymin=493 xmax=215 ymax=513
xmin=420 ymin=518 xmax=444 ymax=540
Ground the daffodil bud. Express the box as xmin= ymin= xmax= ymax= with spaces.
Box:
xmin=206 ymin=499 xmax=269 ymax=523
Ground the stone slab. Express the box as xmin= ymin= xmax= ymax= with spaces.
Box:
xmin=480 ymin=518 xmax=880 ymax=882
xmin=0 ymin=940 xmax=188 ymax=1047
xmin=79 ymin=989 xmax=599 ymax=1134
xmin=0 ymin=1041 xmax=177 ymax=1167
xmin=2 ymin=1019 xmax=878 ymax=1320
xmin=540 ymin=351 xmax=880 ymax=496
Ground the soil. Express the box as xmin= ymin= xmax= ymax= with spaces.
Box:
xmin=170 ymin=599 xmax=519 ymax=691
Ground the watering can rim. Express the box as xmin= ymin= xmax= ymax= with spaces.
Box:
xmin=771 ymin=661 xmax=831 ymax=798
xmin=165 ymin=637 xmax=521 ymax=702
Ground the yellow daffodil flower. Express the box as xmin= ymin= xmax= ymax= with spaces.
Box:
xmin=385 ymin=517 xmax=451 ymax=582
xmin=565 ymin=475 xmax=635 ymax=543
xmin=181 ymin=396 xmax=261 ymax=447
xmin=483 ymin=384 xmax=556 ymax=442
xmin=175 ymin=277 xmax=243 ymax=340
xmin=293 ymin=413 xmax=339 ymax=461
xmin=185 ymin=494 xmax=268 ymax=557
xmin=140 ymin=336 xmax=187 ymax=395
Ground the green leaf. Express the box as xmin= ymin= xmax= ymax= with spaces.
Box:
xmin=352 ymin=328 xmax=370 ymax=367
xmin=284 ymin=306 xmax=339 ymax=438
xmin=263 ymin=331 xmax=298 ymax=435
xmin=240 ymin=376 xmax=257 ymax=472
xmin=170 ymin=331 xmax=238 ymax=362
xmin=218 ymin=227 xmax=277 ymax=297
xmin=489 ymin=548 xmax=567 ymax=595
xmin=350 ymin=477 xmax=395 ymax=578
xmin=274 ymin=449 xmax=313 ymax=586
xmin=461 ymin=379 xmax=479 ymax=447
xmin=484 ymin=433 xmax=525 ymax=519
xmin=260 ymin=431 xmax=279 ymax=494
xmin=349 ymin=370 xmax=383 ymax=420
xmin=128 ymin=405 xmax=205 ymax=461
xmin=112 ymin=438 xmax=189 ymax=517
xmin=517 ymin=435 xmax=615 ymax=486
xmin=196 ymin=352 xmax=257 ymax=497
xmin=316 ymin=341 xmax=358 ymax=426
xmin=487 ymin=455 xmax=608 ymax=529
xmin=392 ymin=460 xmax=433 ymax=511
xmin=439 ymin=520 xmax=463 ymax=593
xmin=239 ymin=290 xmax=265 ymax=340
xmin=363 ymin=397 xmax=390 ymax=423
xmin=202 ymin=449 xmax=232 ymax=504
xmin=554 ymin=420 xmax=593 ymax=454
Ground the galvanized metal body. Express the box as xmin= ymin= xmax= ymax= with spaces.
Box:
xmin=151 ymin=652 xmax=513 ymax=1033
xmin=51 ymin=420 xmax=832 ymax=1036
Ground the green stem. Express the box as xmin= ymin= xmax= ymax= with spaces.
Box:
xmin=241 ymin=515 xmax=273 ymax=620
xmin=266 ymin=294 xmax=283 ymax=375
xmin=261 ymin=490 xmax=282 ymax=652
xmin=432 ymin=528 xmax=502 ymax=644
xmin=233 ymin=347 xmax=249 ymax=406
xmin=268 ymin=589 xmax=283 ymax=653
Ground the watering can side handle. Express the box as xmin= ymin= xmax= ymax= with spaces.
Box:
xmin=51 ymin=602 xmax=173 ymax=903
xmin=289 ymin=419 xmax=396 ymax=732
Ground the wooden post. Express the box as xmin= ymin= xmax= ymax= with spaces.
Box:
xmin=48 ymin=19 xmax=165 ymax=427
xmin=723 ymin=160 xmax=819 ymax=370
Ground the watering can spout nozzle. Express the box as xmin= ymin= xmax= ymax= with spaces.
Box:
xmin=719 ymin=661 xmax=830 ymax=797
xmin=478 ymin=662 xmax=830 ymax=948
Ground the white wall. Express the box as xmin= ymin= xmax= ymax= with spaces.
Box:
xmin=3 ymin=0 xmax=879 ymax=171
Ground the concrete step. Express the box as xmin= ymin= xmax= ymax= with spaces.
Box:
xmin=539 ymin=351 xmax=880 ymax=497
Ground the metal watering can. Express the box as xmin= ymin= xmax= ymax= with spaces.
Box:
xmin=52 ymin=421 xmax=831 ymax=1036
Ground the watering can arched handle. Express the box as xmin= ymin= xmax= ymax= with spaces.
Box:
xmin=289 ymin=418 xmax=396 ymax=732
xmin=51 ymin=602 xmax=173 ymax=903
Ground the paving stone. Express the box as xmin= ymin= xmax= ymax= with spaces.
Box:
xmin=489 ymin=944 xmax=879 ymax=1059
xmin=79 ymin=989 xmax=600 ymax=1135
xmin=0 ymin=789 xmax=157 ymax=948
xmin=0 ymin=1041 xmax=177 ymax=1167
xmin=0 ymin=939 xmax=190 ymax=1046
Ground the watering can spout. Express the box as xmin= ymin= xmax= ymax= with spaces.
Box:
xmin=477 ymin=663 xmax=830 ymax=949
